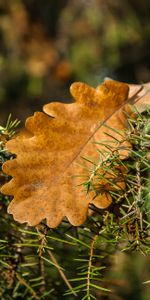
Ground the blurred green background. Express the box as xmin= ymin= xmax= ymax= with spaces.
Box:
xmin=0 ymin=0 xmax=150 ymax=123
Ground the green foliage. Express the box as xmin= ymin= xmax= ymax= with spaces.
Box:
xmin=81 ymin=109 xmax=150 ymax=254
xmin=0 ymin=111 xmax=150 ymax=300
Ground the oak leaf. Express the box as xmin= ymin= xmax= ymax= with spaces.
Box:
xmin=1 ymin=79 xmax=147 ymax=228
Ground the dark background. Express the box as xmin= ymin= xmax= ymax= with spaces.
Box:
xmin=0 ymin=0 xmax=150 ymax=124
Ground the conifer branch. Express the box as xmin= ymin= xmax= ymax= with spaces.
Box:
xmin=86 ymin=235 xmax=98 ymax=299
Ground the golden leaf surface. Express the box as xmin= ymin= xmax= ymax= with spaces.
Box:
xmin=1 ymin=79 xmax=144 ymax=228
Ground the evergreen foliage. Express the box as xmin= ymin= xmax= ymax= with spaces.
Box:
xmin=0 ymin=110 xmax=149 ymax=300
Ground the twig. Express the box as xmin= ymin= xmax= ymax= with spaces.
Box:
xmin=39 ymin=255 xmax=46 ymax=293
xmin=16 ymin=273 xmax=40 ymax=300
xmin=135 ymin=160 xmax=143 ymax=231
xmin=47 ymin=250 xmax=77 ymax=297
xmin=120 ymin=210 xmax=136 ymax=220
xmin=87 ymin=234 xmax=98 ymax=299
xmin=36 ymin=226 xmax=48 ymax=293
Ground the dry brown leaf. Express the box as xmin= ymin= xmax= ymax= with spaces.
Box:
xmin=1 ymin=79 xmax=145 ymax=228
xmin=105 ymin=78 xmax=150 ymax=110
xmin=128 ymin=82 xmax=150 ymax=111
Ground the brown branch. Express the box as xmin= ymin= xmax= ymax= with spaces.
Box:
xmin=47 ymin=250 xmax=77 ymax=297
xmin=87 ymin=235 xmax=98 ymax=298
xmin=16 ymin=273 xmax=40 ymax=300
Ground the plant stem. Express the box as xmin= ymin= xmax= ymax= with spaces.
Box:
xmin=86 ymin=235 xmax=98 ymax=299
xmin=47 ymin=250 xmax=77 ymax=297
